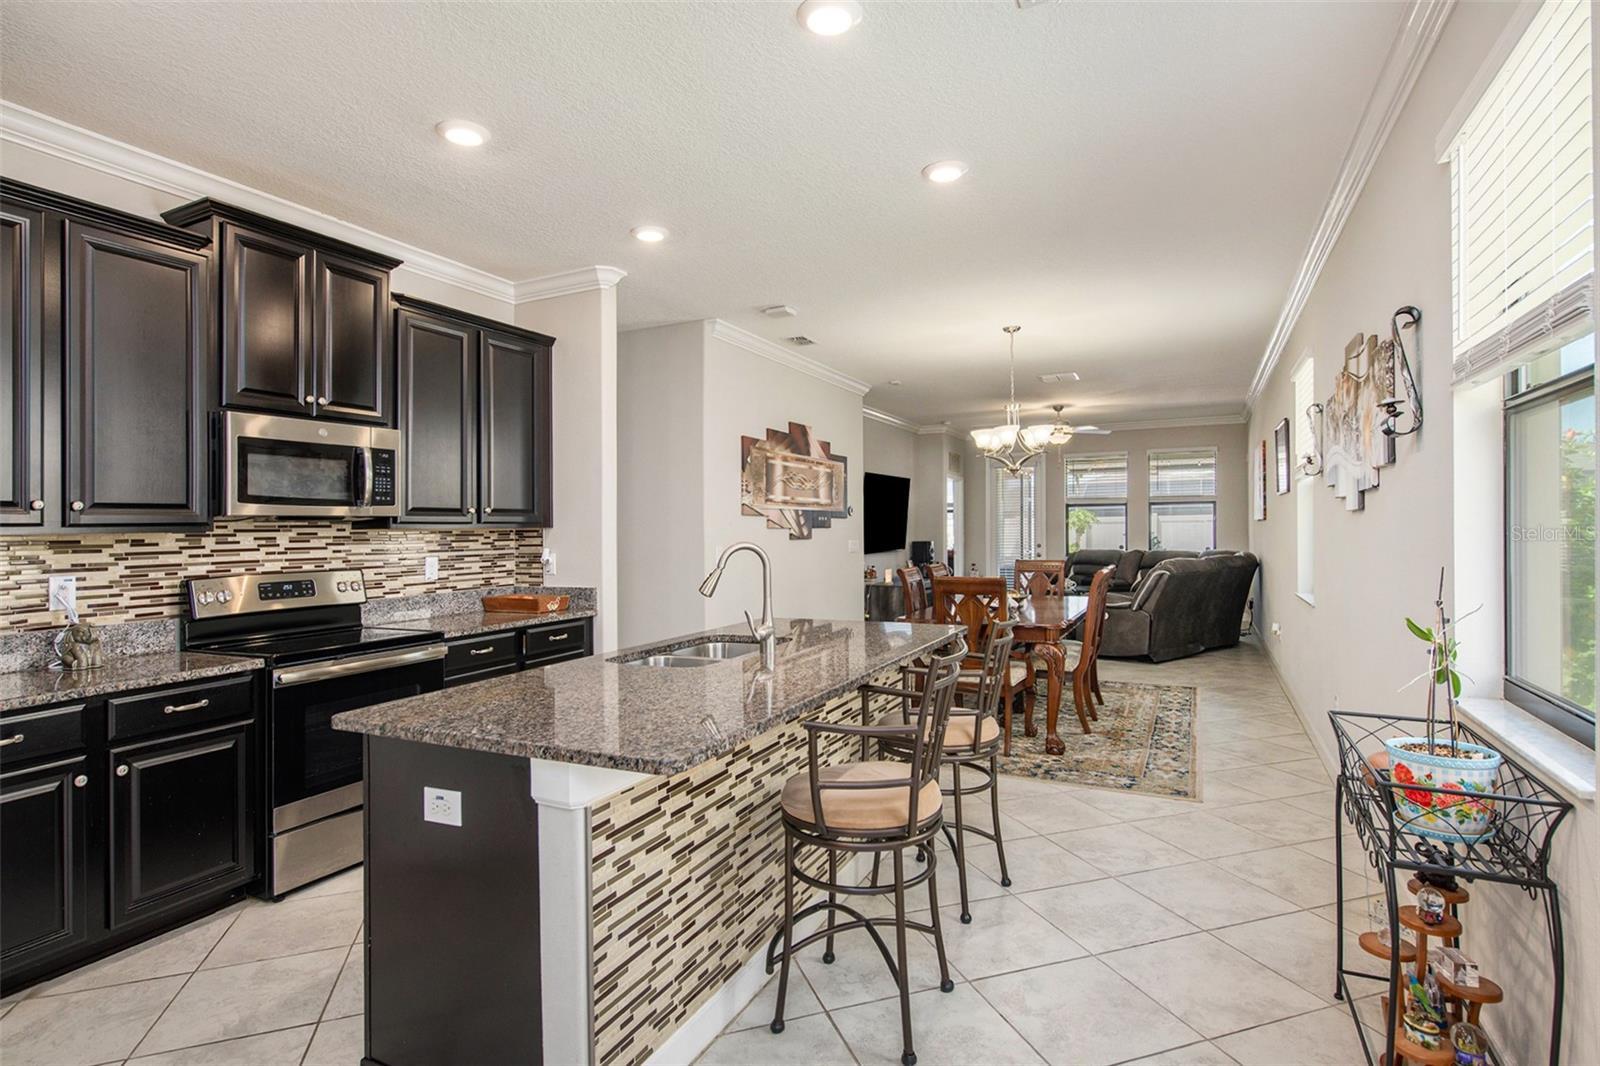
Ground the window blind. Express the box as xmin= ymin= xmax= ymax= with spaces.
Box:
xmin=1148 ymin=449 xmax=1217 ymax=498
xmin=1292 ymin=359 xmax=1316 ymax=478
xmin=1065 ymin=453 xmax=1128 ymax=500
xmin=994 ymin=463 xmax=1037 ymax=578
xmin=1449 ymin=0 xmax=1593 ymax=384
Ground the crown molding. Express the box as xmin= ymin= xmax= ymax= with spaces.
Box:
xmin=512 ymin=266 xmax=628 ymax=303
xmin=862 ymin=407 xmax=920 ymax=431
xmin=1091 ymin=412 xmax=1248 ymax=431
xmin=917 ymin=424 xmax=959 ymax=437
xmin=1243 ymin=0 xmax=1454 ymax=411
xmin=708 ymin=320 xmax=871 ymax=396
xmin=0 ymin=101 xmax=524 ymax=304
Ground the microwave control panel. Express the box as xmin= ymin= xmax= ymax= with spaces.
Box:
xmin=371 ymin=449 xmax=396 ymax=507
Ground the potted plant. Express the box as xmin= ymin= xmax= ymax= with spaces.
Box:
xmin=1381 ymin=569 xmax=1503 ymax=843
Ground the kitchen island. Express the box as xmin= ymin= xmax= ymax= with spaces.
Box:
xmin=333 ymin=617 xmax=961 ymax=1066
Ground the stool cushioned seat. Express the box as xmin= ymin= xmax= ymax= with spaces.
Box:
xmin=780 ymin=760 xmax=943 ymax=831
xmin=957 ymin=660 xmax=1028 ymax=687
xmin=873 ymin=712 xmax=1001 ymax=749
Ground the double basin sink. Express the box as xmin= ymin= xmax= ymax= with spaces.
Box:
xmin=621 ymin=639 xmax=778 ymax=668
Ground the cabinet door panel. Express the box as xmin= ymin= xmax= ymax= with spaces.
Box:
xmin=479 ymin=330 xmax=551 ymax=526
xmin=64 ymin=223 xmax=208 ymax=526
xmin=222 ymin=224 xmax=312 ymax=414
xmin=0 ymin=758 xmax=89 ymax=969
xmin=109 ymin=722 xmax=253 ymax=928
xmin=0 ymin=205 xmax=44 ymax=525
xmin=396 ymin=311 xmax=475 ymax=524
xmin=314 ymin=250 xmax=390 ymax=424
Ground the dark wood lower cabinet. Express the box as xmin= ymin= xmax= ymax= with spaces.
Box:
xmin=0 ymin=757 xmax=90 ymax=973
xmin=109 ymin=720 xmax=254 ymax=928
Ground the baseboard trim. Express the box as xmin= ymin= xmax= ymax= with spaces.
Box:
xmin=1251 ymin=629 xmax=1340 ymax=775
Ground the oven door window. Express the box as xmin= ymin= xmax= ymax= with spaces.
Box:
xmin=237 ymin=438 xmax=357 ymax=506
xmin=272 ymin=665 xmax=438 ymax=809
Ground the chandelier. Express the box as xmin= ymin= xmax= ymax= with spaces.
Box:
xmin=970 ymin=326 xmax=1073 ymax=474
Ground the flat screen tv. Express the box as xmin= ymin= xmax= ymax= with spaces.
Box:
xmin=863 ymin=473 xmax=911 ymax=555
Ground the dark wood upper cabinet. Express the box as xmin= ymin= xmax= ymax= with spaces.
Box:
xmin=0 ymin=757 xmax=90 ymax=973
xmin=62 ymin=222 xmax=208 ymax=528
xmin=479 ymin=329 xmax=552 ymax=526
xmin=0 ymin=204 xmax=44 ymax=526
xmin=393 ymin=296 xmax=554 ymax=528
xmin=220 ymin=223 xmax=311 ymax=415
xmin=314 ymin=250 xmax=390 ymax=424
xmin=397 ymin=308 xmax=476 ymax=524
xmin=108 ymin=720 xmax=254 ymax=929
xmin=164 ymin=199 xmax=400 ymax=426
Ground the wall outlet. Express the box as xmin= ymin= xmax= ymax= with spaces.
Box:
xmin=848 ymin=538 xmax=861 ymax=553
xmin=47 ymin=575 xmax=78 ymax=618
xmin=423 ymin=786 xmax=462 ymax=827
xmin=423 ymin=555 xmax=439 ymax=582
xmin=1270 ymin=622 xmax=1282 ymax=639
xmin=541 ymin=548 xmax=555 ymax=578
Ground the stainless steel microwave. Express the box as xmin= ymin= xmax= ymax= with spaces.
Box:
xmin=221 ymin=411 xmax=401 ymax=518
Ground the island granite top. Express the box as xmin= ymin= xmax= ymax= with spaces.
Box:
xmin=394 ymin=607 xmax=597 ymax=641
xmin=332 ymin=618 xmax=962 ymax=775
xmin=0 ymin=652 xmax=264 ymax=713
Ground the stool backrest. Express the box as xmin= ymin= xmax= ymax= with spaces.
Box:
xmin=1014 ymin=559 xmax=1067 ymax=598
xmin=953 ymin=617 xmax=1016 ymax=756
xmin=898 ymin=640 xmax=967 ymax=825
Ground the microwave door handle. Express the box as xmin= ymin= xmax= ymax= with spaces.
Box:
xmin=354 ymin=448 xmax=370 ymax=508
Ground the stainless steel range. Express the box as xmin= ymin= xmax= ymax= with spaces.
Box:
xmin=181 ymin=569 xmax=445 ymax=898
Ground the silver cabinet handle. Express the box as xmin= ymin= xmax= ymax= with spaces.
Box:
xmin=466 ymin=507 xmax=476 ymax=515
xmin=483 ymin=507 xmax=493 ymax=514
xmin=545 ymin=632 xmax=570 ymax=642
xmin=116 ymin=765 xmax=129 ymax=777
xmin=73 ymin=774 xmax=88 ymax=788
xmin=163 ymin=698 xmax=210 ymax=715
xmin=70 ymin=500 xmax=84 ymax=512
xmin=304 ymin=394 xmax=317 ymax=404
xmin=29 ymin=499 xmax=44 ymax=511
xmin=468 ymin=646 xmax=495 ymax=656
xmin=0 ymin=733 xmax=24 ymax=747
xmin=318 ymin=395 xmax=329 ymax=404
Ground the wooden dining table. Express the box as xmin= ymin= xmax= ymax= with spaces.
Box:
xmin=905 ymin=592 xmax=1090 ymax=755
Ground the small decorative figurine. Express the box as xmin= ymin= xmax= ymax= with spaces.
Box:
xmin=1417 ymin=884 xmax=1448 ymax=926
xmin=1451 ymin=1022 xmax=1489 ymax=1066
xmin=53 ymin=622 xmax=104 ymax=671
xmin=1405 ymin=1010 xmax=1444 ymax=1051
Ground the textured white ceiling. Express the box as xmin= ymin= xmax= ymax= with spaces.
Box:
xmin=0 ymin=0 xmax=1403 ymax=426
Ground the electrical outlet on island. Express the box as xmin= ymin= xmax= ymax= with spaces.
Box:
xmin=423 ymin=787 xmax=462 ymax=827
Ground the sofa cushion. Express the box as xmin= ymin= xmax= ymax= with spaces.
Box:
xmin=1110 ymin=549 xmax=1144 ymax=590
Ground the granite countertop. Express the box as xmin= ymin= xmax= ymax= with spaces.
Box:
xmin=396 ymin=607 xmax=597 ymax=641
xmin=0 ymin=652 xmax=264 ymax=713
xmin=333 ymin=618 xmax=962 ymax=775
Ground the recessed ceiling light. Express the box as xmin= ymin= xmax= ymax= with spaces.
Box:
xmin=435 ymin=120 xmax=489 ymax=147
xmin=631 ymin=225 xmax=669 ymax=243
xmin=922 ymin=160 xmax=968 ymax=184
xmin=797 ymin=0 xmax=862 ymax=36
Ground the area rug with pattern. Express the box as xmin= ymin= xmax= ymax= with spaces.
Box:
xmin=993 ymin=678 xmax=1198 ymax=798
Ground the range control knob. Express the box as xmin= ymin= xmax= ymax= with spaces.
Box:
xmin=198 ymin=591 xmax=214 ymax=605
xmin=217 ymin=590 xmax=232 ymax=604
xmin=336 ymin=581 xmax=348 ymax=592
xmin=350 ymin=581 xmax=362 ymax=592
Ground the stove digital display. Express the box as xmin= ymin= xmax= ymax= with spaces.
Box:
xmin=258 ymin=579 xmax=318 ymax=601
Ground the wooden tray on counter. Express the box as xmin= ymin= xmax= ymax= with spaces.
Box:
xmin=481 ymin=594 xmax=570 ymax=614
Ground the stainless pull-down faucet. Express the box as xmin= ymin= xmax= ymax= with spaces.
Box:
xmin=698 ymin=542 xmax=776 ymax=670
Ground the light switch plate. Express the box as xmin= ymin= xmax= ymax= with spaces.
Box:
xmin=423 ymin=555 xmax=439 ymax=581
xmin=541 ymin=549 xmax=555 ymax=578
xmin=423 ymin=787 xmax=462 ymax=827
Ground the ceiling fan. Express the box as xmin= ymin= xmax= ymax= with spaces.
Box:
xmin=1038 ymin=403 xmax=1111 ymax=440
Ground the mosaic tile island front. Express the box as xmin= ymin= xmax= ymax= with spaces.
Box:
xmin=335 ymin=618 xmax=964 ymax=1065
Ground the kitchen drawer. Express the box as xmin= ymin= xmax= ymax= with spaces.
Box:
xmin=0 ymin=704 xmax=88 ymax=768
xmin=522 ymin=621 xmax=588 ymax=665
xmin=107 ymin=676 xmax=255 ymax=742
xmin=444 ymin=632 xmax=519 ymax=678
xmin=443 ymin=661 xmax=522 ymax=689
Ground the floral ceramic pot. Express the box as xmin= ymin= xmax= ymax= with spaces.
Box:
xmin=1382 ymin=737 xmax=1503 ymax=843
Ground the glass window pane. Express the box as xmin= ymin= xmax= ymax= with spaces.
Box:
xmin=1149 ymin=449 xmax=1218 ymax=497
xmin=1508 ymin=333 xmax=1596 ymax=397
xmin=1068 ymin=504 xmax=1126 ymax=552
xmin=1066 ymin=453 xmax=1128 ymax=500
xmin=994 ymin=462 xmax=1038 ymax=583
xmin=1149 ymin=502 xmax=1216 ymax=551
xmin=1507 ymin=379 xmax=1595 ymax=713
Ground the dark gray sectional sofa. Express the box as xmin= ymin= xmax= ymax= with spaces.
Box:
xmin=1067 ymin=548 xmax=1259 ymax=663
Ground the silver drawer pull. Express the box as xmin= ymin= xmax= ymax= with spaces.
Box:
xmin=545 ymin=633 xmax=570 ymax=642
xmin=469 ymin=647 xmax=495 ymax=656
xmin=163 ymin=698 xmax=210 ymax=715
xmin=0 ymin=733 xmax=24 ymax=747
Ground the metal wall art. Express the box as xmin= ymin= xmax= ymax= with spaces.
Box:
xmin=1319 ymin=305 xmax=1423 ymax=511
xmin=740 ymin=422 xmax=850 ymax=540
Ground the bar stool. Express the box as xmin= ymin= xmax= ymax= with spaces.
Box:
xmin=766 ymin=639 xmax=967 ymax=1066
xmin=870 ymin=618 xmax=1017 ymax=923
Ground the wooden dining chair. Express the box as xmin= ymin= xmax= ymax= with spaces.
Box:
xmin=1013 ymin=560 xmax=1067 ymax=598
xmin=926 ymin=561 xmax=951 ymax=579
xmin=930 ymin=576 xmax=1035 ymax=755
xmin=1061 ymin=565 xmax=1113 ymax=733
xmin=895 ymin=566 xmax=927 ymax=621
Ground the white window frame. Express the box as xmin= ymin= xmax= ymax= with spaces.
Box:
xmin=992 ymin=459 xmax=1040 ymax=582
xmin=1292 ymin=358 xmax=1317 ymax=605
xmin=1147 ymin=448 xmax=1218 ymax=552
xmin=1065 ymin=451 xmax=1129 ymax=553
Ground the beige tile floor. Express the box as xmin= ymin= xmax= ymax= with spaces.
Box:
xmin=0 ymin=638 xmax=1389 ymax=1066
